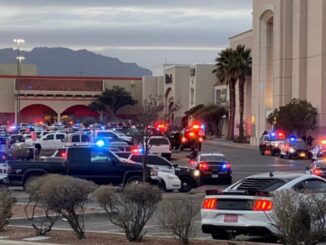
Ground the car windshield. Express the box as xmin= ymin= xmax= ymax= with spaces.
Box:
xmin=231 ymin=178 xmax=288 ymax=192
xmin=289 ymin=140 xmax=306 ymax=147
xmin=148 ymin=138 xmax=169 ymax=145
xmin=97 ymin=132 xmax=114 ymax=138
xmin=199 ymin=154 xmax=225 ymax=162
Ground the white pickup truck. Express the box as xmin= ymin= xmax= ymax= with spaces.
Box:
xmin=27 ymin=132 xmax=67 ymax=151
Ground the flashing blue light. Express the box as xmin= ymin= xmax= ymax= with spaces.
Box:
xmin=96 ymin=139 xmax=105 ymax=147
xmin=101 ymin=126 xmax=105 ymax=130
xmin=271 ymin=132 xmax=276 ymax=137
xmin=201 ymin=124 xmax=205 ymax=129
xmin=222 ymin=164 xmax=227 ymax=169
xmin=290 ymin=137 xmax=295 ymax=141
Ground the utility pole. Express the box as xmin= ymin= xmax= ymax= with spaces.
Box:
xmin=13 ymin=38 xmax=25 ymax=125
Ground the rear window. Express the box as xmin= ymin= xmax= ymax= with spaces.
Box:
xmin=71 ymin=135 xmax=80 ymax=142
xmin=199 ymin=154 xmax=226 ymax=162
xmin=148 ymin=138 xmax=169 ymax=145
xmin=232 ymin=178 xmax=287 ymax=192
xmin=81 ymin=135 xmax=89 ymax=142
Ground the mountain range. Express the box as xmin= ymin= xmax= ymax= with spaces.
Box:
xmin=0 ymin=47 xmax=152 ymax=77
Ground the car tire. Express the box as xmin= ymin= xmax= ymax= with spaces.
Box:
xmin=179 ymin=177 xmax=193 ymax=193
xmin=260 ymin=149 xmax=265 ymax=155
xmin=287 ymin=153 xmax=291 ymax=159
xmin=23 ymin=175 xmax=39 ymax=191
xmin=125 ymin=176 xmax=142 ymax=186
xmin=211 ymin=232 xmax=232 ymax=240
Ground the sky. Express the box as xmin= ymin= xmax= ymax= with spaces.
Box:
xmin=0 ymin=0 xmax=252 ymax=72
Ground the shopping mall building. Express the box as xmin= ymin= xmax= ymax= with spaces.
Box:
xmin=0 ymin=64 xmax=142 ymax=125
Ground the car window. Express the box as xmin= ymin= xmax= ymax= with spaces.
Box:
xmin=148 ymin=138 xmax=169 ymax=145
xmin=294 ymin=179 xmax=326 ymax=193
xmin=97 ymin=132 xmax=116 ymax=138
xmin=71 ymin=135 xmax=80 ymax=142
xmin=130 ymin=155 xmax=143 ymax=163
xmin=56 ymin=134 xmax=65 ymax=140
xmin=68 ymin=148 xmax=91 ymax=163
xmin=147 ymin=156 xmax=171 ymax=166
xmin=199 ymin=154 xmax=226 ymax=162
xmin=81 ymin=135 xmax=89 ymax=142
xmin=45 ymin=134 xmax=54 ymax=140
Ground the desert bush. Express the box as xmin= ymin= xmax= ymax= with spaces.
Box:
xmin=25 ymin=176 xmax=59 ymax=235
xmin=31 ymin=175 xmax=97 ymax=239
xmin=272 ymin=189 xmax=326 ymax=245
xmin=0 ymin=188 xmax=16 ymax=231
xmin=95 ymin=183 xmax=162 ymax=242
xmin=159 ymin=197 xmax=201 ymax=244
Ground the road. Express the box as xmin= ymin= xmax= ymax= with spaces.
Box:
xmin=8 ymin=140 xmax=311 ymax=242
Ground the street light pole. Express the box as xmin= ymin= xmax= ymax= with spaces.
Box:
xmin=13 ymin=38 xmax=25 ymax=125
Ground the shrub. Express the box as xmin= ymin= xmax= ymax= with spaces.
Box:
xmin=25 ymin=176 xmax=59 ymax=235
xmin=159 ymin=197 xmax=201 ymax=244
xmin=32 ymin=175 xmax=97 ymax=239
xmin=272 ymin=190 xmax=326 ymax=245
xmin=0 ymin=188 xmax=16 ymax=231
xmin=95 ymin=183 xmax=162 ymax=242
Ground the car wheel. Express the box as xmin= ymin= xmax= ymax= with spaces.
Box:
xmin=287 ymin=153 xmax=291 ymax=159
xmin=23 ymin=175 xmax=39 ymax=191
xmin=260 ymin=149 xmax=265 ymax=155
xmin=158 ymin=179 xmax=167 ymax=192
xmin=179 ymin=177 xmax=193 ymax=193
xmin=125 ymin=176 xmax=143 ymax=186
xmin=211 ymin=232 xmax=232 ymax=240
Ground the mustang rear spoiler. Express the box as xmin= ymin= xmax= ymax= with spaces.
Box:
xmin=205 ymin=189 xmax=271 ymax=197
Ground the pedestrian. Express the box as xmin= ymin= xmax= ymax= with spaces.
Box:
xmin=262 ymin=130 xmax=268 ymax=136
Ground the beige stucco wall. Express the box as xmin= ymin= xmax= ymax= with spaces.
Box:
xmin=190 ymin=64 xmax=216 ymax=108
xmin=250 ymin=0 xmax=326 ymax=145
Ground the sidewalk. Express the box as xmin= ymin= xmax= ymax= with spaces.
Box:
xmin=0 ymin=241 xmax=62 ymax=245
xmin=205 ymin=137 xmax=257 ymax=151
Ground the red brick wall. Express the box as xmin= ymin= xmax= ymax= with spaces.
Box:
xmin=16 ymin=78 xmax=103 ymax=91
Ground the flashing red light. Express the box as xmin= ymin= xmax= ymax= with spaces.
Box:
xmin=226 ymin=163 xmax=231 ymax=169
xmin=189 ymin=160 xmax=196 ymax=166
xmin=202 ymin=198 xmax=217 ymax=209
xmin=192 ymin=124 xmax=200 ymax=130
xmin=313 ymin=169 xmax=322 ymax=176
xmin=278 ymin=132 xmax=283 ymax=137
xmin=253 ymin=199 xmax=273 ymax=211
xmin=321 ymin=140 xmax=326 ymax=145
xmin=181 ymin=137 xmax=188 ymax=143
xmin=199 ymin=137 xmax=204 ymax=143
xmin=199 ymin=162 xmax=209 ymax=171
xmin=188 ymin=132 xmax=195 ymax=137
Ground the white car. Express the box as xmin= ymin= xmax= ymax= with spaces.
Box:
xmin=27 ymin=132 xmax=67 ymax=150
xmin=94 ymin=130 xmax=133 ymax=144
xmin=201 ymin=172 xmax=326 ymax=240
xmin=147 ymin=136 xmax=172 ymax=159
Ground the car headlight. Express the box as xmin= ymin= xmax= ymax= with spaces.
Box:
xmin=193 ymin=170 xmax=200 ymax=177
xmin=289 ymin=147 xmax=296 ymax=153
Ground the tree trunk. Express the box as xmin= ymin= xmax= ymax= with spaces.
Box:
xmin=238 ymin=76 xmax=245 ymax=141
xmin=227 ymin=80 xmax=236 ymax=140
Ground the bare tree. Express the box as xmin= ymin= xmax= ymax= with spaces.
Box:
xmin=271 ymin=189 xmax=326 ymax=245
xmin=159 ymin=197 xmax=201 ymax=244
xmin=95 ymin=183 xmax=162 ymax=242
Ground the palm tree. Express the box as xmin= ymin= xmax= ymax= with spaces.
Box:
xmin=89 ymin=100 xmax=105 ymax=122
xmin=233 ymin=45 xmax=252 ymax=141
xmin=213 ymin=48 xmax=237 ymax=140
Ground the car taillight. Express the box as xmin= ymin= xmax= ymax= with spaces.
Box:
xmin=313 ymin=169 xmax=322 ymax=176
xmin=202 ymin=198 xmax=217 ymax=209
xmin=253 ymin=199 xmax=273 ymax=211
xmin=199 ymin=137 xmax=204 ymax=143
xmin=181 ymin=137 xmax=187 ymax=143
xmin=189 ymin=160 xmax=196 ymax=166
xmin=199 ymin=162 xmax=209 ymax=171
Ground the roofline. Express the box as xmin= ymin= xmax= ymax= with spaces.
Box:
xmin=0 ymin=75 xmax=142 ymax=81
xmin=229 ymin=29 xmax=253 ymax=40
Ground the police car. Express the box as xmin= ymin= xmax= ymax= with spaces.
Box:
xmin=201 ymin=172 xmax=326 ymax=240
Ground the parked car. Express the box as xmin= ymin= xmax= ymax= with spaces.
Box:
xmin=27 ymin=132 xmax=67 ymax=151
xmin=201 ymin=172 xmax=326 ymax=240
xmin=147 ymin=136 xmax=172 ymax=159
xmin=193 ymin=152 xmax=232 ymax=184
xmin=64 ymin=133 xmax=90 ymax=146
xmin=127 ymin=153 xmax=201 ymax=192
xmin=7 ymin=146 xmax=150 ymax=189
xmin=310 ymin=141 xmax=326 ymax=161
xmin=279 ymin=138 xmax=310 ymax=159
xmin=7 ymin=143 xmax=34 ymax=160
xmin=308 ymin=159 xmax=326 ymax=178
xmin=94 ymin=130 xmax=133 ymax=144
xmin=259 ymin=131 xmax=286 ymax=155
xmin=7 ymin=134 xmax=25 ymax=147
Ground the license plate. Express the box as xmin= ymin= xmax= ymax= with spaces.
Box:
xmin=299 ymin=152 xmax=306 ymax=157
xmin=224 ymin=214 xmax=238 ymax=223
xmin=211 ymin=174 xmax=219 ymax=178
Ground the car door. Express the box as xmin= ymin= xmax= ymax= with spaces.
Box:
xmin=66 ymin=148 xmax=93 ymax=181
xmin=55 ymin=134 xmax=66 ymax=148
xmin=41 ymin=134 xmax=54 ymax=149
xmin=294 ymin=178 xmax=326 ymax=193
xmin=146 ymin=155 xmax=174 ymax=174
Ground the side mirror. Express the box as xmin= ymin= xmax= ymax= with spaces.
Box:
xmin=173 ymin=163 xmax=178 ymax=168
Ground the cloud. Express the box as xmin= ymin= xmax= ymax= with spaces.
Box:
xmin=0 ymin=0 xmax=252 ymax=70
